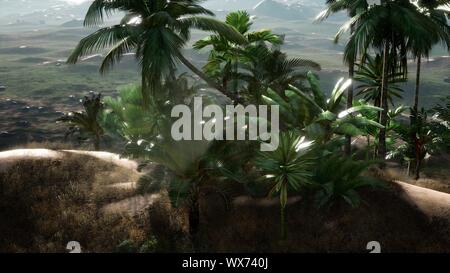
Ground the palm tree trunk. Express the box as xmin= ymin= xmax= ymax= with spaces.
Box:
xmin=410 ymin=56 xmax=422 ymax=178
xmin=413 ymin=56 xmax=421 ymax=113
xmin=176 ymin=52 xmax=226 ymax=94
xmin=410 ymin=56 xmax=421 ymax=130
xmin=378 ymin=42 xmax=389 ymax=165
xmin=233 ymin=61 xmax=240 ymax=102
xmin=169 ymin=66 xmax=177 ymax=82
xmin=345 ymin=59 xmax=355 ymax=156
xmin=415 ymin=157 xmax=422 ymax=180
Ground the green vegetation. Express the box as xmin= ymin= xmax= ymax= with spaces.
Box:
xmin=61 ymin=0 xmax=449 ymax=249
xmin=58 ymin=93 xmax=105 ymax=150
xmin=194 ymin=10 xmax=283 ymax=101
xmin=1 ymin=0 xmax=449 ymax=253
xmin=67 ymin=0 xmax=247 ymax=103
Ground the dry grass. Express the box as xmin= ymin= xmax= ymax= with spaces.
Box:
xmin=0 ymin=152 xmax=148 ymax=252
xmin=194 ymin=185 xmax=450 ymax=252
xmin=139 ymin=183 xmax=450 ymax=253
xmin=1 ymin=145 xmax=449 ymax=253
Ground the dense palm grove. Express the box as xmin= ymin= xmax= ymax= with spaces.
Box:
xmin=59 ymin=0 xmax=450 ymax=247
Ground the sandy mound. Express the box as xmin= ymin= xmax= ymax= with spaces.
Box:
xmin=0 ymin=149 xmax=148 ymax=252
xmin=62 ymin=150 xmax=139 ymax=171
xmin=395 ymin=181 xmax=450 ymax=221
xmin=0 ymin=149 xmax=63 ymax=172
xmin=0 ymin=149 xmax=139 ymax=172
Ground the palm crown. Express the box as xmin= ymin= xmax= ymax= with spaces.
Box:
xmin=67 ymin=0 xmax=247 ymax=103
xmin=194 ymin=10 xmax=283 ymax=101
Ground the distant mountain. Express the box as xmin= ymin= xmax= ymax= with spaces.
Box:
xmin=61 ymin=19 xmax=84 ymax=27
xmin=0 ymin=0 xmax=327 ymax=25
xmin=203 ymin=0 xmax=325 ymax=20
xmin=253 ymin=0 xmax=319 ymax=20
xmin=0 ymin=0 xmax=91 ymax=24
xmin=0 ymin=0 xmax=63 ymax=16
xmin=204 ymin=0 xmax=325 ymax=13
xmin=204 ymin=0 xmax=262 ymax=11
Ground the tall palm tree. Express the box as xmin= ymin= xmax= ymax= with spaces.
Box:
xmin=67 ymin=0 xmax=247 ymax=104
xmin=316 ymin=0 xmax=368 ymax=155
xmin=194 ymin=10 xmax=283 ymax=102
xmin=336 ymin=0 xmax=437 ymax=162
xmin=410 ymin=0 xmax=450 ymax=132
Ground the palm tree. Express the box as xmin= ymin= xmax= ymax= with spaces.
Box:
xmin=336 ymin=0 xmax=438 ymax=162
xmin=236 ymin=44 xmax=321 ymax=104
xmin=355 ymin=54 xmax=406 ymax=108
xmin=194 ymin=10 xmax=283 ymax=102
xmin=58 ymin=93 xmax=104 ymax=150
xmin=316 ymin=0 xmax=368 ymax=155
xmin=262 ymin=72 xmax=383 ymax=143
xmin=408 ymin=1 xmax=450 ymax=173
xmin=67 ymin=0 xmax=247 ymax=104
xmin=256 ymin=131 xmax=315 ymax=239
xmin=102 ymin=79 xmax=254 ymax=250
xmin=312 ymin=154 xmax=381 ymax=208
xmin=411 ymin=0 xmax=450 ymax=116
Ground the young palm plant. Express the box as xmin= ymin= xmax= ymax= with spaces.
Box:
xmin=393 ymin=108 xmax=442 ymax=179
xmin=236 ymin=44 xmax=321 ymax=103
xmin=58 ymin=93 xmax=104 ymax=150
xmin=355 ymin=54 xmax=406 ymax=107
xmin=261 ymin=72 xmax=384 ymax=144
xmin=193 ymin=10 xmax=283 ymax=101
xmin=67 ymin=0 xmax=248 ymax=104
xmin=311 ymin=154 xmax=381 ymax=209
xmin=256 ymin=131 xmax=315 ymax=239
xmin=430 ymin=96 xmax=450 ymax=152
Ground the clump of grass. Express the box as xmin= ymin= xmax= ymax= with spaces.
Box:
xmin=0 ymin=153 xmax=148 ymax=252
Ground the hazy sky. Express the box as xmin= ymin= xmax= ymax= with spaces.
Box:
xmin=53 ymin=0 xmax=450 ymax=12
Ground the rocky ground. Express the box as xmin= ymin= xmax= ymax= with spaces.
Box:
xmin=0 ymin=97 xmax=67 ymax=150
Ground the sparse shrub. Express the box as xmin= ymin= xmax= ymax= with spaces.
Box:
xmin=116 ymin=240 xmax=138 ymax=253
xmin=309 ymin=155 xmax=383 ymax=209
xmin=58 ymin=93 xmax=104 ymax=150
xmin=139 ymin=236 xmax=158 ymax=253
